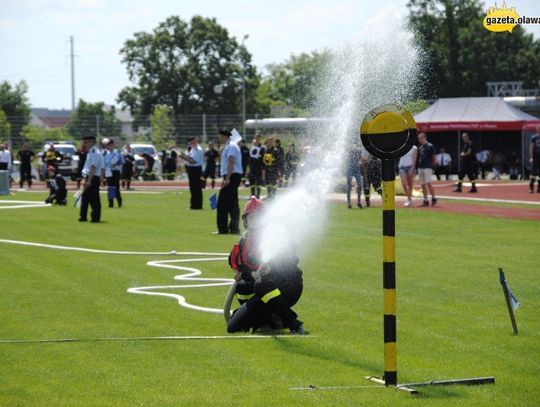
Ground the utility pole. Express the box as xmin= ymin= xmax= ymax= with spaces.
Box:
xmin=70 ymin=35 xmax=76 ymax=111
xmin=241 ymin=34 xmax=249 ymax=139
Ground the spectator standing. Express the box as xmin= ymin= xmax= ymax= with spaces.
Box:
xmin=398 ymin=144 xmax=417 ymax=207
xmin=454 ymin=133 xmax=478 ymax=193
xmin=434 ymin=148 xmax=452 ymax=180
xmin=103 ymin=139 xmax=123 ymax=208
xmin=0 ymin=143 xmax=12 ymax=183
xmin=203 ymin=141 xmax=219 ymax=189
xmin=529 ymin=125 xmax=540 ymax=193
xmin=263 ymin=138 xmax=278 ymax=199
xmin=181 ymin=137 xmax=204 ymax=210
xmin=417 ymin=133 xmax=437 ymax=207
xmin=284 ymin=143 xmax=299 ymax=187
xmin=121 ymin=144 xmax=134 ymax=188
xmin=239 ymin=139 xmax=250 ymax=186
xmin=75 ymin=144 xmax=88 ymax=189
xmin=248 ymin=132 xmax=265 ymax=198
xmin=476 ymin=149 xmax=492 ymax=180
xmin=274 ymin=139 xmax=285 ymax=187
xmin=44 ymin=144 xmax=62 ymax=176
xmin=216 ymin=129 xmax=243 ymax=235
xmin=345 ymin=144 xmax=364 ymax=208
xmin=492 ymin=151 xmax=506 ymax=180
xmin=79 ymin=135 xmax=104 ymax=223
xmin=17 ymin=143 xmax=35 ymax=188
xmin=508 ymin=151 xmax=520 ymax=180
xmin=360 ymin=152 xmax=382 ymax=207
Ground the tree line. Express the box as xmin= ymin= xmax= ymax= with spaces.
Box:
xmin=2 ymin=0 xmax=539 ymax=146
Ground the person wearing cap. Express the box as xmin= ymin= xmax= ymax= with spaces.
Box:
xmin=178 ymin=136 xmax=204 ymax=209
xmin=103 ymin=139 xmax=124 ymax=208
xmin=216 ymin=129 xmax=243 ymax=234
xmin=227 ymin=196 xmax=305 ymax=334
xmin=79 ymin=135 xmax=104 ymax=223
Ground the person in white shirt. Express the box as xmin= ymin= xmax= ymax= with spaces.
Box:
xmin=179 ymin=136 xmax=204 ymax=209
xmin=0 ymin=143 xmax=12 ymax=171
xmin=79 ymin=135 xmax=104 ymax=223
xmin=434 ymin=148 xmax=452 ymax=180
xmin=215 ymin=129 xmax=243 ymax=234
xmin=398 ymin=144 xmax=417 ymax=207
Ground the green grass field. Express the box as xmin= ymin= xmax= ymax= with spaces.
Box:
xmin=1 ymin=190 xmax=539 ymax=406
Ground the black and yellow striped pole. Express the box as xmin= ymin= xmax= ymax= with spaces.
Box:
xmin=360 ymin=104 xmax=415 ymax=388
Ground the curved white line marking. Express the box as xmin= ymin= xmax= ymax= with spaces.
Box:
xmin=128 ymin=257 xmax=233 ymax=314
xmin=0 ymin=239 xmax=232 ymax=315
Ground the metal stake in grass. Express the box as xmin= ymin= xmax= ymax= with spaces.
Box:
xmin=359 ymin=104 xmax=494 ymax=394
xmin=499 ymin=268 xmax=519 ymax=334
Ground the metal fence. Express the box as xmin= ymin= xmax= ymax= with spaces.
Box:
xmin=4 ymin=113 xmax=306 ymax=150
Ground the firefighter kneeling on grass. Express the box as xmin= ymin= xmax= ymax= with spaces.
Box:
xmin=227 ymin=196 xmax=306 ymax=335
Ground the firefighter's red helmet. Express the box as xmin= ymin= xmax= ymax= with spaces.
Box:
xmin=244 ymin=196 xmax=264 ymax=216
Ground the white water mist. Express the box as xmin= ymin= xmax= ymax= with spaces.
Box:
xmin=256 ymin=7 xmax=421 ymax=264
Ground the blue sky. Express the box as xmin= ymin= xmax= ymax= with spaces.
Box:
xmin=1 ymin=0 xmax=539 ymax=109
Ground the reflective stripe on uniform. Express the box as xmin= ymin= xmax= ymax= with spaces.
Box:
xmin=261 ymin=288 xmax=281 ymax=303
xmin=236 ymin=293 xmax=255 ymax=301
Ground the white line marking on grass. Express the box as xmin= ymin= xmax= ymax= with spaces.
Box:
xmin=0 ymin=239 xmax=232 ymax=315
xmin=0 ymin=335 xmax=313 ymax=344
xmin=0 ymin=200 xmax=51 ymax=209
xmin=290 ymin=385 xmax=385 ymax=391
xmin=437 ymin=195 xmax=540 ymax=205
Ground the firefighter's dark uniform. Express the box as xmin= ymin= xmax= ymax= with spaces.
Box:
xmin=249 ymin=144 xmax=265 ymax=198
xmin=227 ymin=230 xmax=303 ymax=333
xmin=263 ymin=147 xmax=278 ymax=199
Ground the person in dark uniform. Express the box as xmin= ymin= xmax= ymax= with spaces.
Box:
xmin=17 ymin=143 xmax=35 ymax=188
xmin=75 ymin=144 xmax=88 ymax=189
xmin=227 ymin=196 xmax=305 ymax=335
xmin=345 ymin=144 xmax=363 ymax=208
xmin=283 ymin=143 xmax=299 ymax=187
xmin=163 ymin=150 xmax=177 ymax=181
xmin=103 ymin=139 xmax=123 ymax=208
xmin=263 ymin=138 xmax=278 ymax=199
xmin=274 ymin=139 xmax=285 ymax=187
xmin=239 ymin=139 xmax=250 ymax=186
xmin=44 ymin=144 xmax=63 ymax=177
xmin=121 ymin=148 xmax=134 ymax=189
xmin=45 ymin=166 xmax=67 ymax=205
xmin=216 ymin=129 xmax=243 ymax=234
xmin=179 ymin=136 xmax=204 ymax=209
xmin=529 ymin=125 xmax=540 ymax=193
xmin=203 ymin=141 xmax=219 ymax=189
xmin=360 ymin=151 xmax=382 ymax=207
xmin=248 ymin=133 xmax=265 ymax=198
xmin=454 ymin=132 xmax=478 ymax=193
xmin=79 ymin=135 xmax=104 ymax=223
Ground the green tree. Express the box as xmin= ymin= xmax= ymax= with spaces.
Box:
xmin=258 ymin=50 xmax=331 ymax=116
xmin=21 ymin=125 xmax=69 ymax=150
xmin=150 ymin=104 xmax=174 ymax=149
xmin=0 ymin=80 xmax=31 ymax=143
xmin=118 ymin=15 xmax=259 ymax=124
xmin=66 ymin=100 xmax=121 ymax=141
xmin=408 ymin=0 xmax=540 ymax=98
xmin=0 ymin=110 xmax=11 ymax=142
